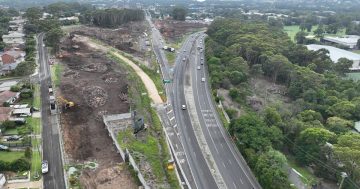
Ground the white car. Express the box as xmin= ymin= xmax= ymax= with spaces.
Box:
xmin=201 ymin=78 xmax=205 ymax=82
xmin=42 ymin=160 xmax=49 ymax=174
xmin=181 ymin=105 xmax=186 ymax=110
xmin=197 ymin=66 xmax=201 ymax=70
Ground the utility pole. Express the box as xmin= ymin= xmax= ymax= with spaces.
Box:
xmin=339 ymin=172 xmax=348 ymax=189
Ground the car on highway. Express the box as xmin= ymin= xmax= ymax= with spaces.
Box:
xmin=200 ymin=61 xmax=204 ymax=65
xmin=201 ymin=57 xmax=204 ymax=60
xmin=42 ymin=160 xmax=49 ymax=174
xmin=197 ymin=66 xmax=201 ymax=70
xmin=182 ymin=105 xmax=186 ymax=110
xmin=201 ymin=77 xmax=206 ymax=82
xmin=183 ymin=57 xmax=186 ymax=61
xmin=183 ymin=49 xmax=186 ymax=52
xmin=7 ymin=135 xmax=21 ymax=141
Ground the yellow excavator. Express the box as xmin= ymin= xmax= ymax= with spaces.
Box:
xmin=57 ymin=96 xmax=75 ymax=109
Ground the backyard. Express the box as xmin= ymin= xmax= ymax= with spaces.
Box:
xmin=0 ymin=151 xmax=24 ymax=162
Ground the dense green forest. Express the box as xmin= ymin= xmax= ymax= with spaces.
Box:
xmin=206 ymin=18 xmax=360 ymax=189
xmin=79 ymin=8 xmax=144 ymax=28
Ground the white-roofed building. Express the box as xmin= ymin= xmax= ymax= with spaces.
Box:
xmin=2 ymin=32 xmax=25 ymax=45
xmin=306 ymin=44 xmax=360 ymax=70
xmin=323 ymin=35 xmax=360 ymax=49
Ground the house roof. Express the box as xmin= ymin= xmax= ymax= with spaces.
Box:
xmin=306 ymin=44 xmax=360 ymax=62
xmin=12 ymin=108 xmax=31 ymax=114
xmin=323 ymin=35 xmax=360 ymax=46
xmin=2 ymin=50 xmax=25 ymax=58
xmin=2 ymin=32 xmax=25 ymax=38
xmin=0 ymin=107 xmax=12 ymax=122
xmin=0 ymin=90 xmax=17 ymax=103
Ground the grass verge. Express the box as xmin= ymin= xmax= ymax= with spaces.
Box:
xmin=110 ymin=53 xmax=179 ymax=188
xmin=165 ymin=51 xmax=176 ymax=65
xmin=30 ymin=83 xmax=42 ymax=181
xmin=109 ymin=49 xmax=167 ymax=102
xmin=51 ymin=63 xmax=63 ymax=87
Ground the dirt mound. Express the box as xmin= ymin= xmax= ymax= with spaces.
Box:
xmin=82 ymin=86 xmax=108 ymax=108
xmin=82 ymin=63 xmax=108 ymax=73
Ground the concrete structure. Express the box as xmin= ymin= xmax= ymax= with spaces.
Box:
xmin=0 ymin=174 xmax=6 ymax=188
xmin=355 ymin=121 xmax=360 ymax=133
xmin=307 ymin=44 xmax=360 ymax=70
xmin=323 ymin=35 xmax=360 ymax=49
xmin=2 ymin=32 xmax=25 ymax=45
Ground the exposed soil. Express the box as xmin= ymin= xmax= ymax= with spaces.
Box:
xmin=67 ymin=21 xmax=147 ymax=58
xmin=57 ymin=35 xmax=137 ymax=188
xmin=154 ymin=19 xmax=207 ymax=43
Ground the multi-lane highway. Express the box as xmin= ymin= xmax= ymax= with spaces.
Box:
xmin=188 ymin=34 xmax=262 ymax=189
xmin=38 ymin=33 xmax=66 ymax=189
xmin=173 ymin=33 xmax=219 ymax=189
xmin=147 ymin=10 xmax=261 ymax=189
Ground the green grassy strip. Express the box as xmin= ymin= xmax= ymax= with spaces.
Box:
xmin=51 ymin=63 xmax=63 ymax=87
xmin=109 ymin=53 xmax=179 ymax=188
xmin=33 ymin=84 xmax=41 ymax=109
xmin=30 ymin=83 xmax=42 ymax=181
xmin=165 ymin=51 xmax=176 ymax=65
xmin=0 ymin=151 xmax=24 ymax=162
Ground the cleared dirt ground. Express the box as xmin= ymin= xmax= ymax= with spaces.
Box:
xmin=57 ymin=36 xmax=137 ymax=189
xmin=66 ymin=21 xmax=147 ymax=57
xmin=154 ymin=20 xmax=207 ymax=43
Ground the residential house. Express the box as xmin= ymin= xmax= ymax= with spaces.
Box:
xmin=0 ymin=50 xmax=25 ymax=73
xmin=12 ymin=108 xmax=31 ymax=117
xmin=2 ymin=32 xmax=25 ymax=45
xmin=0 ymin=90 xmax=19 ymax=106
xmin=0 ymin=107 xmax=12 ymax=122
xmin=307 ymin=44 xmax=360 ymax=70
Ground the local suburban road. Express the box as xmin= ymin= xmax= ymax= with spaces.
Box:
xmin=188 ymin=34 xmax=262 ymax=189
xmin=38 ymin=33 xmax=66 ymax=189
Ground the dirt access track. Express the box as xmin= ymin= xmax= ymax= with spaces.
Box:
xmin=74 ymin=35 xmax=163 ymax=104
xmin=57 ymin=35 xmax=137 ymax=189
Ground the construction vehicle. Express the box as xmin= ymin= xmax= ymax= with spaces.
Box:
xmin=57 ymin=96 xmax=75 ymax=109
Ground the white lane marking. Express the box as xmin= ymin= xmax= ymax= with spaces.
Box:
xmin=233 ymin=182 xmax=237 ymax=188
xmin=169 ymin=117 xmax=175 ymax=121
xmin=222 ymin=162 xmax=226 ymax=168
xmin=167 ymin=109 xmax=173 ymax=114
xmin=228 ymin=159 xmax=232 ymax=165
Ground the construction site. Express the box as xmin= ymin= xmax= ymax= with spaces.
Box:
xmin=154 ymin=20 xmax=208 ymax=43
xmin=55 ymin=34 xmax=138 ymax=188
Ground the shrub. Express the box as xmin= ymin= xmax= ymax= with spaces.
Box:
xmin=9 ymin=158 xmax=30 ymax=172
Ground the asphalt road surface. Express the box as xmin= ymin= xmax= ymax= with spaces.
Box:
xmin=188 ymin=34 xmax=262 ymax=189
xmin=172 ymin=33 xmax=219 ymax=189
xmin=38 ymin=33 xmax=66 ymax=189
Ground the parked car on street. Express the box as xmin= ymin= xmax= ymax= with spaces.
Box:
xmin=42 ymin=160 xmax=49 ymax=174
